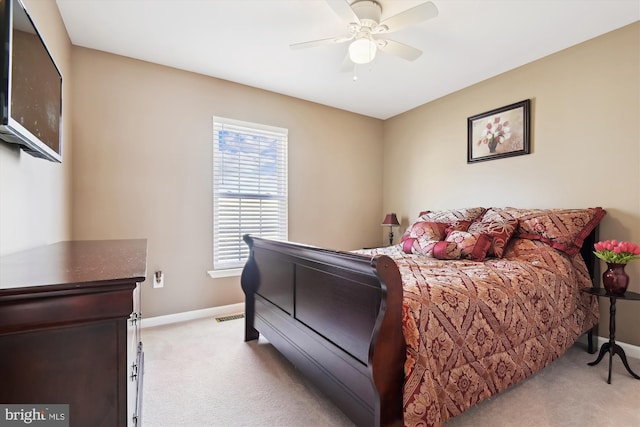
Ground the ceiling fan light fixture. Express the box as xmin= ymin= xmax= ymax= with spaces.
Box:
xmin=349 ymin=38 xmax=377 ymax=64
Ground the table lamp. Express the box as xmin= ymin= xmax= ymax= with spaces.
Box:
xmin=381 ymin=213 xmax=400 ymax=246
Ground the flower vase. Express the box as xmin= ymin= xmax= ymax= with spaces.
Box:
xmin=488 ymin=139 xmax=498 ymax=153
xmin=602 ymin=263 xmax=629 ymax=295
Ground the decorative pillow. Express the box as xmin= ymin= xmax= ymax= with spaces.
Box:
xmin=444 ymin=220 xmax=473 ymax=233
xmin=444 ymin=230 xmax=492 ymax=261
xmin=400 ymin=221 xmax=449 ymax=255
xmin=418 ymin=207 xmax=486 ymax=224
xmin=402 ymin=239 xmax=440 ymax=256
xmin=501 ymin=207 xmax=606 ymax=256
xmin=468 ymin=208 xmax=518 ymax=258
xmin=432 ymin=241 xmax=462 ymax=260
xmin=402 ymin=221 xmax=448 ymax=241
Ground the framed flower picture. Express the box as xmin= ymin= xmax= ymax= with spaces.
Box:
xmin=467 ymin=99 xmax=531 ymax=163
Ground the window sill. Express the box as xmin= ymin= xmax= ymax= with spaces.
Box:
xmin=207 ymin=268 xmax=242 ymax=279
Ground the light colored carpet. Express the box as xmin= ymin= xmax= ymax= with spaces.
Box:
xmin=142 ymin=317 xmax=640 ymax=426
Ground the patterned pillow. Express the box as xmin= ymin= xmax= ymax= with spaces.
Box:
xmin=403 ymin=239 xmax=440 ymax=256
xmin=444 ymin=230 xmax=492 ymax=261
xmin=418 ymin=207 xmax=486 ymax=224
xmin=400 ymin=221 xmax=449 ymax=255
xmin=501 ymin=207 xmax=606 ymax=256
xmin=468 ymin=208 xmax=518 ymax=258
xmin=432 ymin=241 xmax=462 ymax=260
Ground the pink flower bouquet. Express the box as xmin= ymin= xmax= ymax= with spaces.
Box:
xmin=594 ymin=240 xmax=640 ymax=264
xmin=476 ymin=116 xmax=511 ymax=147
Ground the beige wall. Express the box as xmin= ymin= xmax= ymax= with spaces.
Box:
xmin=383 ymin=22 xmax=640 ymax=346
xmin=6 ymin=4 xmax=635 ymax=347
xmin=0 ymin=0 xmax=72 ymax=255
xmin=70 ymin=48 xmax=384 ymax=318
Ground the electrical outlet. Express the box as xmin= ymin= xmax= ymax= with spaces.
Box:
xmin=153 ymin=271 xmax=164 ymax=288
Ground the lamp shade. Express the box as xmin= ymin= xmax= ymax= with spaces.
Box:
xmin=381 ymin=213 xmax=400 ymax=227
xmin=349 ymin=38 xmax=377 ymax=64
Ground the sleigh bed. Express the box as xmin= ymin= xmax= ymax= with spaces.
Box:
xmin=241 ymin=207 xmax=605 ymax=427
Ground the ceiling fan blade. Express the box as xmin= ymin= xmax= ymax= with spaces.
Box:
xmin=377 ymin=39 xmax=423 ymax=61
xmin=378 ymin=1 xmax=438 ymax=34
xmin=325 ymin=0 xmax=360 ymax=24
xmin=290 ymin=36 xmax=352 ymax=50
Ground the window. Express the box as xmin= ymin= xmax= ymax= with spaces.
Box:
xmin=211 ymin=117 xmax=288 ymax=275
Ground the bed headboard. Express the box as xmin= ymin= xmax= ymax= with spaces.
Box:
xmin=580 ymin=226 xmax=600 ymax=287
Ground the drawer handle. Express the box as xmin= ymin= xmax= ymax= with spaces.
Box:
xmin=129 ymin=312 xmax=143 ymax=325
xmin=130 ymin=363 xmax=138 ymax=381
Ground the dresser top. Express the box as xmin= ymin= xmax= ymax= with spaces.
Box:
xmin=0 ymin=239 xmax=147 ymax=295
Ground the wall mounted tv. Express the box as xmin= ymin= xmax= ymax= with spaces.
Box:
xmin=0 ymin=0 xmax=62 ymax=162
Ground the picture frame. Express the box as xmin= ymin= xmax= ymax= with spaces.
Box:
xmin=467 ymin=99 xmax=531 ymax=163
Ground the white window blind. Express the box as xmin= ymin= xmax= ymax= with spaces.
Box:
xmin=212 ymin=117 xmax=288 ymax=271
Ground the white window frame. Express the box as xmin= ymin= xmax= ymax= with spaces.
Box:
xmin=209 ymin=116 xmax=288 ymax=278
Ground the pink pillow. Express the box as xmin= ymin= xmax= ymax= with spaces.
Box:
xmin=445 ymin=230 xmax=492 ymax=261
xmin=433 ymin=241 xmax=462 ymax=260
xmin=402 ymin=239 xmax=440 ymax=256
xmin=468 ymin=208 xmax=518 ymax=258
xmin=400 ymin=221 xmax=449 ymax=255
xmin=445 ymin=220 xmax=473 ymax=233
xmin=402 ymin=221 xmax=448 ymax=241
xmin=501 ymin=207 xmax=606 ymax=256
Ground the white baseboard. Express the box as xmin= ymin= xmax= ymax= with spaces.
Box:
xmin=141 ymin=303 xmax=244 ymax=328
xmin=596 ymin=335 xmax=640 ymax=360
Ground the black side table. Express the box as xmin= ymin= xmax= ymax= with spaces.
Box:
xmin=581 ymin=287 xmax=640 ymax=384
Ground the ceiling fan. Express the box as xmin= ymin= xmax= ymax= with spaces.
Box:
xmin=290 ymin=0 xmax=439 ymax=70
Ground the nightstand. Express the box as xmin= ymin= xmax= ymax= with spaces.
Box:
xmin=581 ymin=287 xmax=640 ymax=384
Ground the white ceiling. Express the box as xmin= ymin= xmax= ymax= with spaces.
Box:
xmin=55 ymin=0 xmax=639 ymax=120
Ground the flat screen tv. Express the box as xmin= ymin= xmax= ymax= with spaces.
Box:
xmin=0 ymin=0 xmax=62 ymax=162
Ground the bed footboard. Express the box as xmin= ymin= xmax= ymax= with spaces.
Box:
xmin=241 ymin=236 xmax=405 ymax=427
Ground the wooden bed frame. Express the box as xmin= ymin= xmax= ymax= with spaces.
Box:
xmin=241 ymin=229 xmax=599 ymax=427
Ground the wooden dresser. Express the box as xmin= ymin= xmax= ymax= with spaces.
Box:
xmin=0 ymin=239 xmax=147 ymax=427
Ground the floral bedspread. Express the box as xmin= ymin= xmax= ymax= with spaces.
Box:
xmin=358 ymin=238 xmax=599 ymax=426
